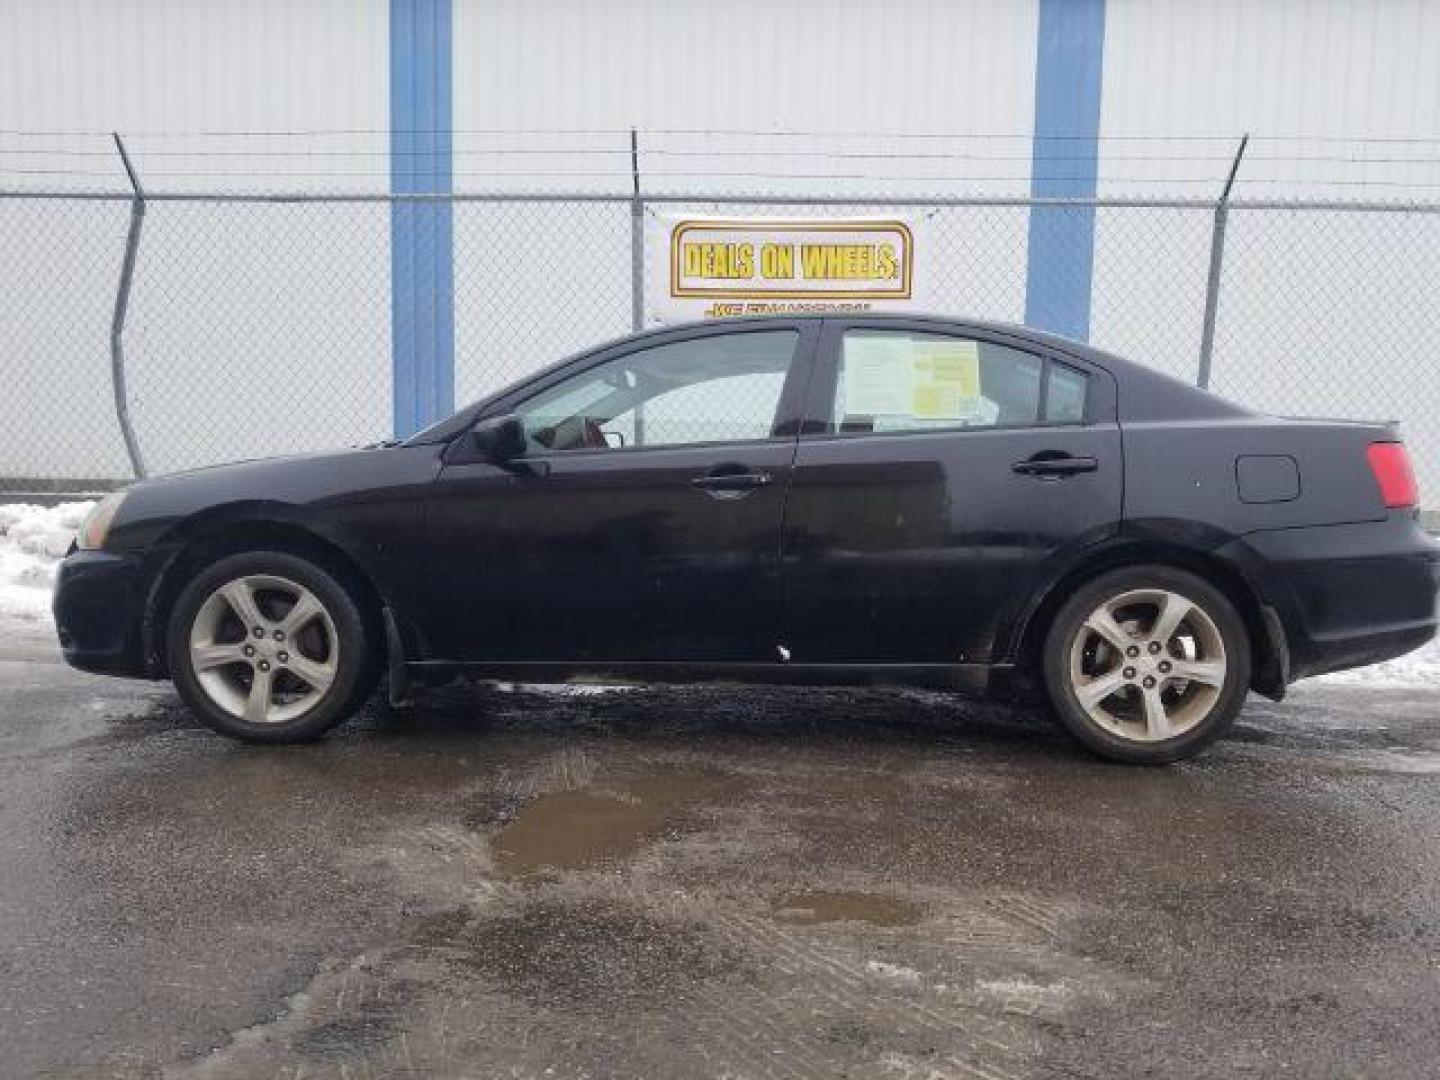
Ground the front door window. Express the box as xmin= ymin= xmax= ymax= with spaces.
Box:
xmin=515 ymin=330 xmax=799 ymax=453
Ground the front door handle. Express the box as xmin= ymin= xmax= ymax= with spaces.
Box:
xmin=690 ymin=471 xmax=774 ymax=493
xmin=1012 ymin=454 xmax=1099 ymax=477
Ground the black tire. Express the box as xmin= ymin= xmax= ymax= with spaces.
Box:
xmin=166 ymin=550 xmax=377 ymax=743
xmin=1041 ymin=565 xmax=1251 ymax=764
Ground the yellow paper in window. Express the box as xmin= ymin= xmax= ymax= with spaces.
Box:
xmin=843 ymin=335 xmax=916 ymax=417
xmin=910 ymin=340 xmax=980 ymax=419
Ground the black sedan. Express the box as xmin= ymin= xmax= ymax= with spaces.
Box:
xmin=54 ymin=315 xmax=1438 ymax=763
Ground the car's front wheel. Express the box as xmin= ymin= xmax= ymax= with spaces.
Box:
xmin=166 ymin=550 xmax=375 ymax=742
xmin=1042 ymin=565 xmax=1251 ymax=764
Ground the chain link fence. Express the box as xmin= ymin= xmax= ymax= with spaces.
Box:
xmin=1 ymin=187 xmax=1437 ymax=508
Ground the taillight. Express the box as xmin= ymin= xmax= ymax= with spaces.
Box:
xmin=1366 ymin=442 xmax=1418 ymax=509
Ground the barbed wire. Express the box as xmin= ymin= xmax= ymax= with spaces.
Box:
xmin=4 ymin=128 xmax=1440 ymax=195
xmin=3 ymin=126 xmax=1440 ymax=143
xmin=7 ymin=145 xmax=1440 ymax=168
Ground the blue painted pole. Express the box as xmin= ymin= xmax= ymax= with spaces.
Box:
xmin=1024 ymin=0 xmax=1106 ymax=342
xmin=390 ymin=0 xmax=454 ymax=436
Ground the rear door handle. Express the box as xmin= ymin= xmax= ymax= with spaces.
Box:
xmin=1012 ymin=455 xmax=1099 ymax=477
xmin=690 ymin=471 xmax=773 ymax=492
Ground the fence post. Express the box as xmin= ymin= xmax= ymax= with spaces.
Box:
xmin=109 ymin=132 xmax=148 ymax=479
xmin=629 ymin=127 xmax=644 ymax=331
xmin=1196 ymin=134 xmax=1249 ymax=390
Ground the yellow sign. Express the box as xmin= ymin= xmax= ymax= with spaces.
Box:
xmin=648 ymin=216 xmax=926 ymax=322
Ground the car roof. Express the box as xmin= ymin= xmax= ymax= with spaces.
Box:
xmin=630 ymin=311 xmax=1110 ymax=360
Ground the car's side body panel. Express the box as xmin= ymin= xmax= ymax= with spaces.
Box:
xmin=1122 ymin=417 xmax=1391 ymax=534
xmin=1215 ymin=513 xmax=1439 ymax=681
xmin=777 ymin=316 xmax=1124 ymax=666
xmin=1118 ymin=411 xmax=1437 ymax=683
xmin=58 ymin=445 xmax=443 ymax=674
xmin=778 ymin=426 xmax=1124 ymax=665
xmin=51 ymin=314 xmax=1439 ymax=697
xmin=419 ymin=319 xmax=822 ymax=663
xmin=423 ymin=439 xmax=799 ymax=662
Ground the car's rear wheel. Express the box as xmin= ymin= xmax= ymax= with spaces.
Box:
xmin=166 ymin=550 xmax=374 ymax=742
xmin=1042 ymin=565 xmax=1251 ymax=764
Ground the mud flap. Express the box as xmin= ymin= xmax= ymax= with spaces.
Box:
xmin=383 ymin=606 xmax=413 ymax=708
xmin=1252 ymin=605 xmax=1291 ymax=702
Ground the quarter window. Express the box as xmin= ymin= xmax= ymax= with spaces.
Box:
xmin=829 ymin=330 xmax=1085 ymax=434
xmin=1045 ymin=361 xmax=1090 ymax=423
xmin=515 ymin=330 xmax=798 ymax=453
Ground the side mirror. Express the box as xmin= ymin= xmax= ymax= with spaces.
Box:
xmin=471 ymin=414 xmax=527 ymax=463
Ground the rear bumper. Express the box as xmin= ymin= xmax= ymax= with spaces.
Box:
xmin=1220 ymin=513 xmax=1440 ymax=682
xmin=52 ymin=549 xmax=150 ymax=677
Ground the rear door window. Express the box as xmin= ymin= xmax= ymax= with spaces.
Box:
xmin=827 ymin=329 xmax=1086 ymax=434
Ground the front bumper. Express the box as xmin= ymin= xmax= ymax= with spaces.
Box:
xmin=52 ymin=548 xmax=150 ymax=677
xmin=1220 ymin=512 xmax=1440 ymax=682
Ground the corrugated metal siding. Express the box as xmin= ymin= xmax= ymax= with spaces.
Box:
xmin=3 ymin=0 xmax=1440 ymax=482
xmin=451 ymin=0 xmax=1041 ymax=199
xmin=0 ymin=0 xmax=389 ymax=193
xmin=1093 ymin=0 xmax=1440 ymax=501
xmin=0 ymin=0 xmax=387 ymax=132
xmin=448 ymin=0 xmax=1043 ymax=399
xmin=1100 ymin=0 xmax=1440 ymax=196
xmin=454 ymin=0 xmax=1039 ymax=137
xmin=1104 ymin=0 xmax=1440 ymax=138
xmin=0 ymin=0 xmax=393 ymax=477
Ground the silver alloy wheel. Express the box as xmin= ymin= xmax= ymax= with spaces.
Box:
xmin=187 ymin=574 xmax=339 ymax=725
xmin=1068 ymin=587 xmax=1227 ymax=743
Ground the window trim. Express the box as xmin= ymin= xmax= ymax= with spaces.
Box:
xmin=504 ymin=429 xmax=801 ymax=463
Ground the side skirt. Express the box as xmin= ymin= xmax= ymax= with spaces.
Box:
xmin=403 ymin=660 xmax=1005 ymax=695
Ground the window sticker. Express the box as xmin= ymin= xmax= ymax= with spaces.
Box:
xmin=843 ymin=335 xmax=915 ymax=417
xmin=911 ymin=340 xmax=982 ymax=420
xmin=843 ymin=335 xmax=997 ymax=426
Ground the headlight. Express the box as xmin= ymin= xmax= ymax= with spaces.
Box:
xmin=76 ymin=491 xmax=128 ymax=551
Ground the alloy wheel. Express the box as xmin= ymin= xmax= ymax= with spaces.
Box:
xmin=187 ymin=574 xmax=339 ymax=724
xmin=1067 ymin=588 xmax=1227 ymax=743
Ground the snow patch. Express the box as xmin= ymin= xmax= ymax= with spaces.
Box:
xmin=0 ymin=501 xmax=93 ymax=624
xmin=977 ymin=976 xmax=1072 ymax=1005
xmin=490 ymin=680 xmax=632 ymax=696
xmin=1311 ymin=637 xmax=1440 ymax=690
xmin=866 ymin=960 xmax=922 ymax=983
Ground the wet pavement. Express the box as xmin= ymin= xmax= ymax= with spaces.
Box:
xmin=1 ymin=635 xmax=1438 ymax=1079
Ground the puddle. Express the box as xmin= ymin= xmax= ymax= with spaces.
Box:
xmin=772 ymin=889 xmax=924 ymax=927
xmin=490 ymin=770 xmax=733 ymax=877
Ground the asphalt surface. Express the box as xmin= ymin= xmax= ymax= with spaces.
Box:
xmin=2 ymin=628 xmax=1438 ymax=1079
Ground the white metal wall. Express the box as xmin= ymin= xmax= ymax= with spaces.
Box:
xmin=453 ymin=0 xmax=1038 ymax=136
xmin=1102 ymin=0 xmax=1440 ymax=154
xmin=0 ymin=0 xmax=391 ymax=479
xmin=448 ymin=0 xmax=1041 ymax=403
xmin=1091 ymin=0 xmax=1440 ymax=485
xmin=1 ymin=0 xmax=1438 ymax=487
xmin=0 ymin=0 xmax=389 ymax=182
